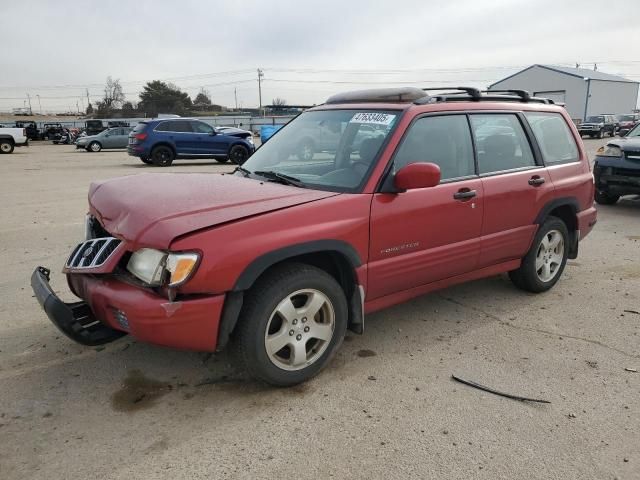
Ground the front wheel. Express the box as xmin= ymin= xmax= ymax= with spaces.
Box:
xmin=509 ymin=216 xmax=569 ymax=293
xmin=237 ymin=263 xmax=348 ymax=386
xmin=0 ymin=140 xmax=14 ymax=154
xmin=597 ymin=129 xmax=604 ymax=139
xmin=595 ymin=190 xmax=619 ymax=205
xmin=229 ymin=145 xmax=249 ymax=165
xmin=88 ymin=141 xmax=102 ymax=152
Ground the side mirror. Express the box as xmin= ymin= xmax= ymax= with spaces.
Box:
xmin=394 ymin=162 xmax=441 ymax=191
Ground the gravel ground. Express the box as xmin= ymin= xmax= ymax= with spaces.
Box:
xmin=0 ymin=139 xmax=638 ymax=480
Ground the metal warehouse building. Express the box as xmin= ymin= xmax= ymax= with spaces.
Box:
xmin=489 ymin=64 xmax=639 ymax=122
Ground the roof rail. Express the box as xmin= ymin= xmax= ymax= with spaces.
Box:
xmin=412 ymin=87 xmax=556 ymax=105
xmin=422 ymin=87 xmax=482 ymax=100
xmin=265 ymin=105 xmax=315 ymax=109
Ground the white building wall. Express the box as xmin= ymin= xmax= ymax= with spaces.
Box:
xmin=489 ymin=65 xmax=588 ymax=120
xmin=585 ymin=80 xmax=639 ymax=117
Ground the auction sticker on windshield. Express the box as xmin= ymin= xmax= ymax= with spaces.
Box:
xmin=350 ymin=112 xmax=396 ymax=126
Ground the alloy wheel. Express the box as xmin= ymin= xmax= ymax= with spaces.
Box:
xmin=535 ymin=229 xmax=564 ymax=282
xmin=264 ymin=289 xmax=335 ymax=371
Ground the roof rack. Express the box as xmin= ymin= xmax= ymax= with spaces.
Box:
xmin=414 ymin=87 xmax=555 ymax=105
xmin=265 ymin=105 xmax=315 ymax=109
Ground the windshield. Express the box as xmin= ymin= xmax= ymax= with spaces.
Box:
xmin=618 ymin=115 xmax=635 ymax=122
xmin=586 ymin=116 xmax=605 ymax=123
xmin=627 ymin=123 xmax=640 ymax=137
xmin=240 ymin=109 xmax=400 ymax=192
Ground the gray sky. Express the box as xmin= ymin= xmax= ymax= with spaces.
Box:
xmin=1 ymin=0 xmax=639 ymax=113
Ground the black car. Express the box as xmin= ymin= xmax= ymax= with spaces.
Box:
xmin=593 ymin=122 xmax=640 ymax=204
xmin=578 ymin=114 xmax=617 ymax=138
xmin=42 ymin=123 xmax=64 ymax=140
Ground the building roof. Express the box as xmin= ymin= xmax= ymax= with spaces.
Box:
xmin=490 ymin=64 xmax=638 ymax=88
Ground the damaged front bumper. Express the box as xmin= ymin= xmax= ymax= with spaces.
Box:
xmin=31 ymin=266 xmax=127 ymax=346
xmin=31 ymin=266 xmax=226 ymax=351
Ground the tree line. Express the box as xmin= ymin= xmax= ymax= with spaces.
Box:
xmin=90 ymin=77 xmax=222 ymax=118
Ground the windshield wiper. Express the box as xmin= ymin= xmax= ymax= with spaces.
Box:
xmin=233 ymin=165 xmax=252 ymax=177
xmin=253 ymin=170 xmax=306 ymax=188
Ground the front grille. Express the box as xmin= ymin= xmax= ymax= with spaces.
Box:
xmin=66 ymin=237 xmax=121 ymax=269
xmin=612 ymin=167 xmax=640 ymax=177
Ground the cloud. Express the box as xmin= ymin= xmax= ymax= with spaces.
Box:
xmin=1 ymin=0 xmax=638 ymax=111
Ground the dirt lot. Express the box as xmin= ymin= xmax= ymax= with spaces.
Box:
xmin=1 ymin=140 xmax=638 ymax=480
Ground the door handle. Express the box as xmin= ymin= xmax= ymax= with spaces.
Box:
xmin=453 ymin=189 xmax=476 ymax=200
xmin=528 ymin=176 xmax=545 ymax=186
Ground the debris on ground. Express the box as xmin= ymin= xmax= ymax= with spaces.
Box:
xmin=624 ymin=367 xmax=637 ymax=373
xmin=452 ymin=375 xmax=551 ymax=404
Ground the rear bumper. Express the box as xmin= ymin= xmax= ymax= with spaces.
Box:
xmin=32 ymin=267 xmax=225 ymax=351
xmin=577 ymin=206 xmax=597 ymax=240
xmin=127 ymin=145 xmax=148 ymax=157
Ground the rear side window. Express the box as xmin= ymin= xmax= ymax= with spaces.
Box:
xmin=155 ymin=121 xmax=192 ymax=132
xmin=470 ymin=114 xmax=536 ymax=174
xmin=393 ymin=115 xmax=475 ymax=181
xmin=525 ymin=112 xmax=579 ymax=165
xmin=133 ymin=123 xmax=147 ymax=133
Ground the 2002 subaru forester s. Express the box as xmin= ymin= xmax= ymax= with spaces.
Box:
xmin=32 ymin=87 xmax=597 ymax=386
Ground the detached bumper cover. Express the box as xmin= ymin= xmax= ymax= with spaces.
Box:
xmin=31 ymin=266 xmax=126 ymax=346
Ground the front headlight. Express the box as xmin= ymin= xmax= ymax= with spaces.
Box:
xmin=246 ymin=135 xmax=254 ymax=144
xmin=126 ymin=248 xmax=199 ymax=287
xmin=596 ymin=145 xmax=622 ymax=157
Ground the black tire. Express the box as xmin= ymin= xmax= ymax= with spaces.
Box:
xmin=296 ymin=138 xmax=315 ymax=161
xmin=595 ymin=190 xmax=619 ymax=205
xmin=215 ymin=157 xmax=229 ymax=163
xmin=228 ymin=144 xmax=249 ymax=165
xmin=237 ymin=263 xmax=348 ymax=386
xmin=88 ymin=141 xmax=102 ymax=152
xmin=0 ymin=140 xmax=14 ymax=154
xmin=597 ymin=129 xmax=604 ymax=139
xmin=151 ymin=145 xmax=175 ymax=166
xmin=140 ymin=157 xmax=153 ymax=165
xmin=509 ymin=216 xmax=569 ymax=293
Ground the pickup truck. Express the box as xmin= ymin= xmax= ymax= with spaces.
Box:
xmin=0 ymin=127 xmax=29 ymax=154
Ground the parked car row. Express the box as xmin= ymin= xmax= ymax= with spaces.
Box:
xmin=578 ymin=113 xmax=640 ymax=138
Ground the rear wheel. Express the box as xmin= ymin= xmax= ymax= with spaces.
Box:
xmin=151 ymin=146 xmax=175 ymax=166
xmin=237 ymin=263 xmax=348 ymax=386
xmin=88 ymin=141 xmax=102 ymax=152
xmin=0 ymin=140 xmax=14 ymax=154
xmin=595 ymin=190 xmax=619 ymax=205
xmin=509 ymin=216 xmax=569 ymax=293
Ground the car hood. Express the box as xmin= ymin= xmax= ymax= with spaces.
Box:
xmin=88 ymin=173 xmax=339 ymax=249
xmin=609 ymin=137 xmax=640 ymax=151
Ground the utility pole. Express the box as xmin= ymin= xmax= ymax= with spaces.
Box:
xmin=257 ymin=68 xmax=264 ymax=115
xmin=36 ymin=94 xmax=42 ymax=114
xmin=86 ymin=88 xmax=91 ymax=110
xmin=234 ymin=87 xmax=238 ymax=111
xmin=26 ymin=93 xmax=33 ymax=115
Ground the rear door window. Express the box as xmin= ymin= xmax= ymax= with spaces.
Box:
xmin=524 ymin=112 xmax=579 ymax=165
xmin=470 ymin=114 xmax=536 ymax=174
xmin=156 ymin=121 xmax=192 ymax=132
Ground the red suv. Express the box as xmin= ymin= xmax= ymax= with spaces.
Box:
xmin=32 ymin=87 xmax=597 ymax=386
